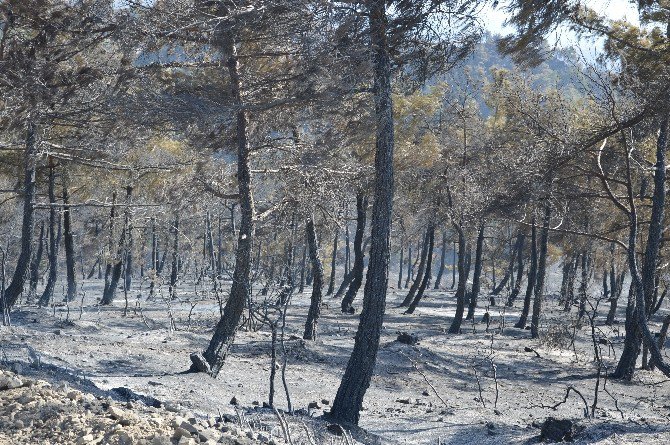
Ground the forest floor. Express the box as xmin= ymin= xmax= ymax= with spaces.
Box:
xmin=1 ymin=277 xmax=670 ymax=444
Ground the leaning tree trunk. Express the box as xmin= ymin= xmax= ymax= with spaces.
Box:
xmin=101 ymin=186 xmax=132 ymax=305
xmin=62 ymin=168 xmax=77 ymax=302
xmin=491 ymin=232 xmax=520 ymax=296
xmin=531 ymin=204 xmax=551 ymax=339
xmin=330 ymin=0 xmax=395 ymax=424
xmin=400 ymin=229 xmax=429 ymax=307
xmin=466 ymin=223 xmax=485 ymax=320
xmin=4 ymin=121 xmax=37 ymax=310
xmin=406 ymin=225 xmax=435 ymax=314
xmin=39 ymin=159 xmax=59 ymax=307
xmin=194 ymin=25 xmax=255 ymax=378
xmin=615 ymin=111 xmax=670 ymax=379
xmin=448 ymin=226 xmax=468 ymax=334
xmin=341 ymin=194 xmax=368 ymax=313
xmin=326 ymin=228 xmax=338 ymax=295
xmin=506 ymin=232 xmax=525 ymax=307
xmin=28 ymin=221 xmax=45 ymax=302
xmin=303 ymin=218 xmax=324 ymax=340
xmin=433 ymin=231 xmax=447 ymax=290
xmin=515 ymin=218 xmax=537 ymax=329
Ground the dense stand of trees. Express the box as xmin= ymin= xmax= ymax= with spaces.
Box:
xmin=1 ymin=0 xmax=670 ymax=427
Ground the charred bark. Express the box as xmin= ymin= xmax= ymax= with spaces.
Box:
xmin=303 ymin=218 xmax=324 ymax=340
xmin=406 ymin=225 xmax=435 ymax=314
xmin=531 ymin=204 xmax=551 ymax=338
xmin=515 ymin=218 xmax=537 ymax=329
xmin=341 ymin=194 xmax=368 ymax=313
xmin=4 ymin=121 xmax=37 ymax=310
xmin=466 ymin=223 xmax=485 ymax=320
xmin=400 ymin=229 xmax=429 ymax=307
xmin=330 ymin=0 xmax=395 ymax=424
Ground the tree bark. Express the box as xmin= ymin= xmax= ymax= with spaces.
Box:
xmin=433 ymin=231 xmax=447 ymax=290
xmin=406 ymin=225 xmax=435 ymax=314
xmin=39 ymin=159 xmax=59 ymax=307
xmin=303 ymin=218 xmax=324 ymax=340
xmin=62 ymin=168 xmax=77 ymax=302
xmin=330 ymin=0 xmax=395 ymax=424
xmin=326 ymin=228 xmax=338 ymax=295
xmin=397 ymin=244 xmax=403 ymax=289
xmin=101 ymin=186 xmax=132 ymax=305
xmin=28 ymin=221 xmax=45 ymax=301
xmin=400 ymin=229 xmax=429 ymax=307
xmin=169 ymin=214 xmax=180 ymax=298
xmin=448 ymin=226 xmax=468 ymax=333
xmin=466 ymin=223 xmax=485 ymax=320
xmin=103 ymin=192 xmax=117 ymax=300
xmin=615 ymin=111 xmax=670 ymax=379
xmin=531 ymin=204 xmax=551 ymax=338
xmin=4 ymin=121 xmax=37 ymax=310
xmin=506 ymin=232 xmax=525 ymax=306
xmin=404 ymin=244 xmax=412 ymax=288
xmin=515 ymin=217 xmax=537 ymax=329
xmin=196 ymin=24 xmax=255 ymax=377
xmin=341 ymin=194 xmax=368 ymax=313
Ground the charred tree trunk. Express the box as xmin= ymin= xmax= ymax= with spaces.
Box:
xmin=28 ymin=221 xmax=45 ymax=301
xmin=491 ymin=233 xmax=520 ymax=296
xmin=195 ymin=24 xmax=255 ymax=377
xmin=62 ymin=168 xmax=77 ymax=302
xmin=39 ymin=160 xmax=59 ymax=307
xmin=451 ymin=240 xmax=457 ymax=289
xmin=404 ymin=245 xmax=412 ymax=289
xmin=299 ymin=244 xmax=307 ymax=293
xmin=433 ymin=231 xmax=447 ymax=290
xmin=326 ymin=229 xmax=338 ymax=295
xmin=606 ymin=266 xmax=626 ymax=325
xmin=103 ymin=192 xmax=117 ymax=300
xmin=400 ymin=229 xmax=428 ymax=307
xmin=303 ymin=218 xmax=324 ymax=340
xmin=506 ymin=233 xmax=525 ymax=307
xmin=4 ymin=122 xmax=37 ymax=310
xmin=531 ymin=204 xmax=551 ymax=339
xmin=466 ymin=223 xmax=485 ymax=320
xmin=397 ymin=244 xmax=403 ymax=290
xmin=101 ymin=186 xmax=132 ymax=306
xmin=406 ymin=225 xmax=435 ymax=314
xmin=169 ymin=214 xmax=180 ymax=298
xmin=330 ymin=1 xmax=395 ymax=424
xmin=124 ymin=215 xmax=133 ymax=292
xmin=615 ymin=111 xmax=670 ymax=379
xmin=448 ymin=226 xmax=468 ymax=334
xmin=342 ymin=194 xmax=368 ymax=313
xmin=515 ymin=218 xmax=537 ymax=329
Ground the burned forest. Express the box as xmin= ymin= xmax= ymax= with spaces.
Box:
xmin=2 ymin=1 xmax=670 ymax=444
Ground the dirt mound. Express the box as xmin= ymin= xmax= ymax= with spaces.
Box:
xmin=0 ymin=369 xmax=265 ymax=445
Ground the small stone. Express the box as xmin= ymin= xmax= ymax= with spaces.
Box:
xmin=76 ymin=434 xmax=94 ymax=445
xmin=396 ymin=398 xmax=411 ymax=404
xmin=151 ymin=436 xmax=172 ymax=445
xmin=230 ymin=396 xmax=238 ymax=406
xmin=321 ymin=399 xmax=330 ymax=405
xmin=179 ymin=420 xmax=198 ymax=435
xmin=308 ymin=401 xmax=321 ymax=410
xmin=175 ymin=426 xmax=193 ymax=438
